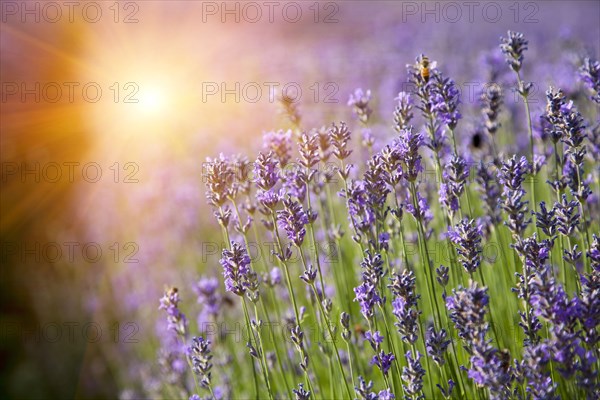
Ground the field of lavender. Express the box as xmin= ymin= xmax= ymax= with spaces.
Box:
xmin=154 ymin=32 xmax=600 ymax=400
xmin=3 ymin=2 xmax=600 ymax=400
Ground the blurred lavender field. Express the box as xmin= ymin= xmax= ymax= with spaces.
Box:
xmin=1 ymin=1 xmax=599 ymax=399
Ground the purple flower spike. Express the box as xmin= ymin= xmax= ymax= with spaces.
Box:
xmin=159 ymin=287 xmax=188 ymax=336
xmin=500 ymin=31 xmax=528 ymax=73
xmin=219 ymin=242 xmax=251 ymax=296
xmin=448 ymin=218 xmax=483 ymax=274
xmin=277 ymin=196 xmax=309 ymax=246
xmin=348 ymin=88 xmax=372 ymax=123
xmin=402 ymin=350 xmax=425 ymax=399
xmin=371 ymin=350 xmax=395 ymax=376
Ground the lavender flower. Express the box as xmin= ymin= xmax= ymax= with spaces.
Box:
xmin=587 ymin=234 xmax=600 ymax=271
xmin=402 ymin=350 xmax=425 ymax=400
xmin=446 ymin=281 xmax=488 ymax=345
xmin=519 ymin=343 xmax=557 ymax=399
xmin=395 ymin=127 xmax=424 ymax=182
xmin=534 ymin=201 xmax=557 ymax=238
xmin=426 ymin=326 xmax=450 ymax=366
xmin=329 ymin=121 xmax=353 ymax=161
xmin=364 ymin=330 xmax=384 ymax=351
xmin=500 ymin=31 xmax=528 ymax=73
xmin=406 ymin=191 xmax=433 ymax=226
xmin=436 ymin=265 xmax=450 ymax=288
xmin=159 ymin=287 xmax=188 ymax=336
xmin=355 ymin=376 xmax=377 ymax=400
xmin=481 ymin=84 xmax=503 ymax=137
xmin=578 ymin=57 xmax=600 ymax=103
xmin=394 ymin=91 xmax=414 ymax=131
xmin=263 ymin=130 xmax=293 ymax=167
xmin=431 ymin=74 xmax=461 ymax=130
xmin=553 ymin=194 xmax=580 ymax=237
xmin=360 ymin=250 xmax=384 ymax=286
xmin=448 ymin=219 xmax=483 ymax=274
xmin=188 ymin=336 xmax=213 ymax=388
xmin=371 ymin=350 xmax=395 ymax=376
xmin=476 ymin=162 xmax=502 ymax=226
xmin=277 ymin=196 xmax=309 ymax=246
xmin=254 ymin=151 xmax=280 ymax=191
xmin=498 ymin=155 xmax=530 ymax=191
xmin=279 ymin=92 xmax=301 ymax=127
xmin=354 ymin=282 xmax=382 ymax=320
xmin=389 ymin=270 xmax=421 ymax=344
xmin=441 ymin=155 xmax=469 ymax=215
xmin=378 ymin=388 xmax=395 ymax=400
xmin=290 ymin=325 xmax=309 ymax=371
xmin=293 ymin=383 xmax=310 ymax=400
xmin=468 ymin=345 xmax=513 ymax=398
xmin=392 ymin=296 xmax=420 ymax=345
xmin=348 ymin=88 xmax=372 ymax=123
xmin=282 ymin=167 xmax=307 ymax=202
xmin=340 ymin=312 xmax=351 ymax=341
xmin=205 ymin=154 xmax=235 ymax=207
xmin=298 ymin=133 xmax=320 ymax=169
xmin=193 ymin=277 xmax=222 ymax=324
xmin=219 ymin=242 xmax=251 ymax=296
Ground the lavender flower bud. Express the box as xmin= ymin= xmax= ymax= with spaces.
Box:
xmin=426 ymin=326 xmax=450 ymax=366
xmin=587 ymin=234 xmax=600 ymax=271
xmin=263 ymin=130 xmax=293 ymax=167
xmin=298 ymin=133 xmax=320 ymax=169
xmin=360 ymin=250 xmax=384 ymax=287
xmin=277 ymin=196 xmax=309 ymax=246
xmin=476 ymin=162 xmax=502 ymax=226
xmin=188 ymin=337 xmax=213 ymax=388
xmin=395 ymin=126 xmax=424 ymax=183
xmin=293 ymin=383 xmax=311 ymax=400
xmin=219 ymin=242 xmax=251 ymax=296
xmin=481 ymin=84 xmax=503 ymax=136
xmin=279 ymin=92 xmax=301 ymax=127
xmin=448 ymin=219 xmax=483 ymax=274
xmin=329 ymin=122 xmax=353 ymax=160
xmin=300 ymin=265 xmax=317 ymax=284
xmin=354 ymin=282 xmax=382 ymax=321
xmin=431 ymin=74 xmax=461 ymax=130
xmin=446 ymin=281 xmax=489 ymax=345
xmin=364 ymin=329 xmax=383 ymax=351
xmin=378 ymin=388 xmax=395 ymax=400
xmin=402 ymin=350 xmax=425 ymax=399
xmin=578 ymin=57 xmax=600 ymax=103
xmin=436 ymin=265 xmax=450 ymax=288
xmin=340 ymin=312 xmax=351 ymax=341
xmin=371 ymin=350 xmax=395 ymax=376
xmin=553 ymin=194 xmax=580 ymax=237
xmin=193 ymin=277 xmax=222 ymax=323
xmin=355 ymin=376 xmax=377 ymax=400
xmin=394 ymin=91 xmax=414 ymax=131
xmin=348 ymin=88 xmax=372 ymax=124
xmin=159 ymin=287 xmax=188 ymax=336
xmin=500 ymin=31 xmax=528 ymax=73
xmin=205 ymin=154 xmax=235 ymax=207
xmin=254 ymin=151 xmax=280 ymax=191
xmin=499 ymin=155 xmax=530 ymax=191
xmin=534 ymin=201 xmax=557 ymax=237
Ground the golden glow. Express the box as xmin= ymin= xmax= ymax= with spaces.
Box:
xmin=137 ymin=86 xmax=166 ymax=114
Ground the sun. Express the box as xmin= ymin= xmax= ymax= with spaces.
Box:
xmin=136 ymin=86 xmax=167 ymax=114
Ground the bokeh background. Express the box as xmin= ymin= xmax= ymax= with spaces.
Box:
xmin=1 ymin=1 xmax=599 ymax=398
